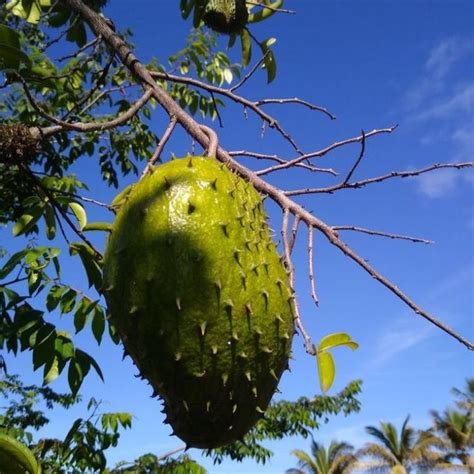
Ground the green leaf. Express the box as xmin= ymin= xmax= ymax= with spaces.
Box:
xmin=73 ymin=297 xmax=97 ymax=333
xmin=82 ymin=222 xmax=112 ymax=232
xmin=12 ymin=205 xmax=44 ymax=237
xmin=223 ymin=67 xmax=233 ymax=84
xmin=44 ymin=204 xmax=56 ymax=240
xmin=48 ymin=9 xmax=71 ymax=27
xmin=76 ymin=348 xmax=104 ymax=381
xmin=0 ymin=250 xmax=27 ymax=279
xmin=260 ymin=43 xmax=277 ymax=83
xmin=317 ymin=351 xmax=335 ymax=393
xmin=43 ymin=355 xmax=59 ymax=384
xmin=0 ymin=432 xmax=40 ymax=474
xmin=92 ymin=306 xmax=105 ymax=345
xmin=69 ymin=202 xmax=87 ymax=230
xmin=63 ymin=418 xmax=83 ymax=447
xmin=66 ymin=20 xmax=87 ymax=47
xmin=0 ymin=24 xmax=20 ymax=49
xmin=240 ymin=29 xmax=252 ymax=68
xmin=69 ymin=242 xmax=102 ymax=290
xmin=46 ymin=285 xmax=66 ymax=311
xmin=319 ymin=332 xmax=359 ymax=352
xmin=0 ymin=43 xmax=32 ymax=70
xmin=60 ymin=288 xmax=77 ymax=314
xmin=6 ymin=0 xmax=43 ymax=24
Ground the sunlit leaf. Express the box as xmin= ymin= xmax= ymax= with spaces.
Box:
xmin=69 ymin=202 xmax=87 ymax=230
xmin=319 ymin=332 xmax=359 ymax=352
xmin=240 ymin=29 xmax=252 ymax=68
xmin=317 ymin=351 xmax=335 ymax=393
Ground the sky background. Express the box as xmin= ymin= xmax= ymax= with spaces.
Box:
xmin=2 ymin=0 xmax=474 ymax=472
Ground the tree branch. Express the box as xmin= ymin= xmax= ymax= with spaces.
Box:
xmin=62 ymin=0 xmax=473 ymax=350
xmin=333 ymin=226 xmax=434 ymax=244
xmin=285 ymin=163 xmax=474 ymax=196
xmin=256 ymin=126 xmax=397 ymax=176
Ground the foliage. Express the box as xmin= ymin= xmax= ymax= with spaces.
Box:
xmin=0 ymin=372 xmax=132 ymax=473
xmin=357 ymin=416 xmax=452 ymax=473
xmin=0 ymin=370 xmax=362 ymax=471
xmin=285 ymin=379 xmax=473 ymax=474
xmin=427 ymin=378 xmax=474 ymax=472
xmin=286 ymin=440 xmax=356 ymax=474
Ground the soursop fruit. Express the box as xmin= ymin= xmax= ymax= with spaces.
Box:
xmin=203 ymin=0 xmax=248 ymax=34
xmin=103 ymin=157 xmax=294 ymax=448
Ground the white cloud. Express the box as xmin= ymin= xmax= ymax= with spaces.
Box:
xmin=369 ymin=321 xmax=432 ymax=369
xmin=425 ymin=37 xmax=474 ymax=79
xmin=416 ymin=82 xmax=474 ymax=121
xmin=417 ymin=168 xmax=459 ymax=198
xmin=402 ymin=36 xmax=474 ymax=198
xmin=366 ymin=267 xmax=472 ymax=370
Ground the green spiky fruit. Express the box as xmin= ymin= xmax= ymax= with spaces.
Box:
xmin=103 ymin=157 xmax=294 ymax=448
xmin=203 ymin=0 xmax=248 ymax=34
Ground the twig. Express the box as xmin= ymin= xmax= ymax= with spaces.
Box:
xmin=333 ymin=226 xmax=434 ymax=244
xmin=62 ymin=53 xmax=115 ymax=120
xmin=257 ymin=127 xmax=397 ymax=176
xmin=230 ymin=52 xmax=268 ymax=92
xmin=20 ymin=79 xmax=153 ymax=137
xmin=246 ymin=1 xmax=296 ymax=14
xmin=150 ymin=70 xmax=333 ymax=153
xmin=288 ymin=215 xmax=300 ymax=253
xmin=21 ymin=165 xmax=102 ymax=258
xmin=282 ymin=209 xmax=315 ymax=355
xmin=209 ymin=91 xmax=223 ymax=128
xmin=308 ymin=226 xmax=319 ymax=306
xmin=142 ymin=116 xmax=177 ymax=176
xmin=78 ymin=84 xmax=137 ymax=116
xmin=285 ymin=162 xmax=474 ymax=196
xmin=42 ymin=15 xmax=80 ymax=51
xmin=57 ymin=36 xmax=101 ymax=61
xmin=156 ymin=445 xmax=186 ymax=462
xmin=229 ymin=150 xmax=338 ymax=176
xmin=52 ymin=190 xmax=114 ymax=211
xmin=255 ymin=98 xmax=336 ymax=120
xmin=344 ymin=129 xmax=366 ymax=183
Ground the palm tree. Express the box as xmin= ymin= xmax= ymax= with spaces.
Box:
xmin=356 ymin=416 xmax=444 ymax=473
xmin=286 ymin=439 xmax=357 ymax=474
xmin=429 ymin=408 xmax=473 ymax=473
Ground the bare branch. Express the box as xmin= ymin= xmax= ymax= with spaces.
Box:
xmin=23 ymin=83 xmax=153 ymax=138
xmin=282 ymin=209 xmax=316 ymax=355
xmin=344 ymin=129 xmax=366 ymax=183
xmin=285 ymin=162 xmax=474 ymax=196
xmin=150 ymin=70 xmax=333 ymax=153
xmin=142 ymin=116 xmax=177 ymax=176
xmin=308 ymin=226 xmax=319 ymax=306
xmin=230 ymin=53 xmax=268 ymax=92
xmin=257 ymin=126 xmax=397 ymax=176
xmin=56 ymin=36 xmax=101 ymax=61
xmin=229 ymin=150 xmax=338 ymax=176
xmin=255 ymin=98 xmax=336 ymax=120
xmin=289 ymin=215 xmax=300 ymax=254
xmin=62 ymin=53 xmax=115 ymax=120
xmin=333 ymin=226 xmax=434 ymax=244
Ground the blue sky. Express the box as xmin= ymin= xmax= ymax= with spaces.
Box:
xmin=2 ymin=1 xmax=473 ymax=472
